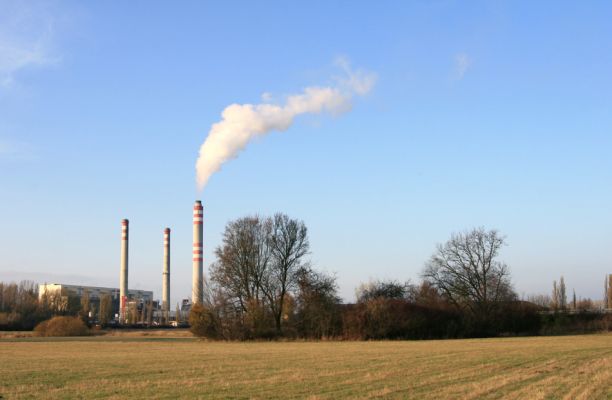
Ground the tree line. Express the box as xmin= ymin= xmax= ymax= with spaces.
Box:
xmin=3 ymin=213 xmax=610 ymax=337
xmin=190 ymin=214 xmax=612 ymax=340
xmin=0 ymin=282 xmax=116 ymax=330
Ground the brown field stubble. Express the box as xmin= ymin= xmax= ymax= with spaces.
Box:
xmin=0 ymin=333 xmax=611 ymax=399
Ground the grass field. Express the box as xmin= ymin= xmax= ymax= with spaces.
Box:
xmin=1 ymin=333 xmax=611 ymax=399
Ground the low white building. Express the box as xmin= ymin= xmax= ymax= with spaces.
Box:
xmin=38 ymin=283 xmax=153 ymax=303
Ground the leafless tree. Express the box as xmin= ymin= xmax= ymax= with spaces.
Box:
xmin=526 ymin=294 xmax=552 ymax=309
xmin=551 ymin=280 xmax=559 ymax=311
xmin=422 ymin=228 xmax=515 ymax=321
xmin=175 ymin=303 xmax=181 ymax=323
xmin=559 ymin=276 xmax=567 ymax=310
xmin=262 ymin=213 xmax=310 ymax=333
xmin=99 ymin=294 xmax=113 ymax=325
xmin=210 ymin=216 xmax=272 ymax=315
xmin=603 ymin=274 xmax=612 ymax=308
xmin=146 ymin=300 xmax=153 ymax=325
xmin=356 ymin=279 xmax=408 ymax=303
xmin=295 ymin=268 xmax=341 ymax=338
xmin=79 ymin=289 xmax=91 ymax=322
xmin=551 ymin=276 xmax=567 ymax=311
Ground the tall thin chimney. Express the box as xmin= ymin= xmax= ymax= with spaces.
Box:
xmin=192 ymin=200 xmax=204 ymax=304
xmin=162 ymin=227 xmax=171 ymax=323
xmin=120 ymin=219 xmax=129 ymax=323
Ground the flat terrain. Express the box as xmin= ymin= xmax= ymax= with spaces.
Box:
xmin=1 ymin=333 xmax=611 ymax=399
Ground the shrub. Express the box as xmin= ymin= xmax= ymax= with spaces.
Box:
xmin=34 ymin=316 xmax=90 ymax=337
xmin=342 ymin=299 xmax=462 ymax=340
xmin=189 ymin=303 xmax=221 ymax=339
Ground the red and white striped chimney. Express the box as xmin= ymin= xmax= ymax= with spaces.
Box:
xmin=192 ymin=201 xmax=203 ymax=304
xmin=119 ymin=219 xmax=129 ymax=323
xmin=162 ymin=227 xmax=171 ymax=322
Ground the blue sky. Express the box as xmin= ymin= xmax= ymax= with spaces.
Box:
xmin=1 ymin=1 xmax=611 ymax=304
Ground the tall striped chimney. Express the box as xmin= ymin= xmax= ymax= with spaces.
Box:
xmin=162 ymin=227 xmax=171 ymax=323
xmin=192 ymin=200 xmax=204 ymax=304
xmin=119 ymin=219 xmax=129 ymax=323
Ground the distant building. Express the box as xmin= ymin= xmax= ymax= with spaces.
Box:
xmin=38 ymin=283 xmax=155 ymax=321
xmin=38 ymin=283 xmax=153 ymax=303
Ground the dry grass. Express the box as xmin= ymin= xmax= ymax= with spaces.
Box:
xmin=1 ymin=333 xmax=611 ymax=399
xmin=102 ymin=328 xmax=193 ymax=338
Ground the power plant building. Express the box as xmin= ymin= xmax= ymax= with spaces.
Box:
xmin=37 ymin=201 xmax=206 ymax=324
xmin=39 ymin=283 xmax=152 ymax=305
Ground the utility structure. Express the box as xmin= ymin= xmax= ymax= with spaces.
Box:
xmin=119 ymin=219 xmax=129 ymax=323
xmin=162 ymin=227 xmax=171 ymax=323
xmin=192 ymin=200 xmax=204 ymax=304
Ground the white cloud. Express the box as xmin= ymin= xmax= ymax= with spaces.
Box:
xmin=0 ymin=1 xmax=59 ymax=87
xmin=455 ymin=53 xmax=472 ymax=80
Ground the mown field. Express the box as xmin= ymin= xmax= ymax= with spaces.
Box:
xmin=1 ymin=333 xmax=611 ymax=399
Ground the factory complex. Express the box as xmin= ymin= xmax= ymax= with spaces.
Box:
xmin=37 ymin=200 xmax=205 ymax=326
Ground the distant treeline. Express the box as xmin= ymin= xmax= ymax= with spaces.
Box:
xmin=0 ymin=281 xmax=108 ymax=330
xmin=0 ymin=281 xmax=50 ymax=330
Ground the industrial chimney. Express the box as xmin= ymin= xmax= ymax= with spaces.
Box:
xmin=120 ymin=219 xmax=129 ymax=323
xmin=192 ymin=200 xmax=204 ymax=304
xmin=162 ymin=227 xmax=171 ymax=323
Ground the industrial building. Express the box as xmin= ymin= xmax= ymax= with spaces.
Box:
xmin=34 ymin=200 xmax=205 ymax=326
xmin=38 ymin=283 xmax=153 ymax=303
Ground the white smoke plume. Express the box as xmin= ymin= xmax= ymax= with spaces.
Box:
xmin=195 ymin=60 xmax=376 ymax=190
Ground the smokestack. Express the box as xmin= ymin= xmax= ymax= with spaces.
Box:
xmin=162 ymin=227 xmax=170 ymax=323
xmin=120 ymin=219 xmax=129 ymax=323
xmin=192 ymin=200 xmax=203 ymax=304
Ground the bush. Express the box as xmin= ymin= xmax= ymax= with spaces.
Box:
xmin=34 ymin=316 xmax=90 ymax=337
xmin=342 ymin=299 xmax=462 ymax=340
xmin=189 ymin=303 xmax=221 ymax=339
xmin=540 ymin=312 xmax=611 ymax=335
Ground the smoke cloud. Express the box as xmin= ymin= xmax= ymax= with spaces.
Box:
xmin=195 ymin=60 xmax=376 ymax=190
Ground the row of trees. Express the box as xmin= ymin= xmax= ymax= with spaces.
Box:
xmin=0 ymin=281 xmax=40 ymax=330
xmin=3 ymin=214 xmax=608 ymax=337
xmin=190 ymin=219 xmax=546 ymax=339
xmin=525 ymin=276 xmax=605 ymax=312
xmin=0 ymin=282 xmax=116 ymax=330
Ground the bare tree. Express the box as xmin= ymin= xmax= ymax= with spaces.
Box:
xmin=551 ymin=276 xmax=567 ymax=311
xmin=526 ymin=294 xmax=551 ymax=309
xmin=559 ymin=276 xmax=567 ymax=310
xmin=261 ymin=213 xmax=310 ymax=333
xmin=356 ymin=279 xmax=408 ymax=303
xmin=79 ymin=289 xmax=91 ymax=323
xmin=603 ymin=274 xmax=612 ymax=308
xmin=99 ymin=294 xmax=113 ymax=325
xmin=210 ymin=216 xmax=271 ymax=315
xmin=422 ymin=228 xmax=515 ymax=321
xmin=146 ymin=300 xmax=153 ymax=326
xmin=175 ymin=303 xmax=181 ymax=323
xmin=295 ymin=268 xmax=341 ymax=338
xmin=551 ymin=280 xmax=559 ymax=311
